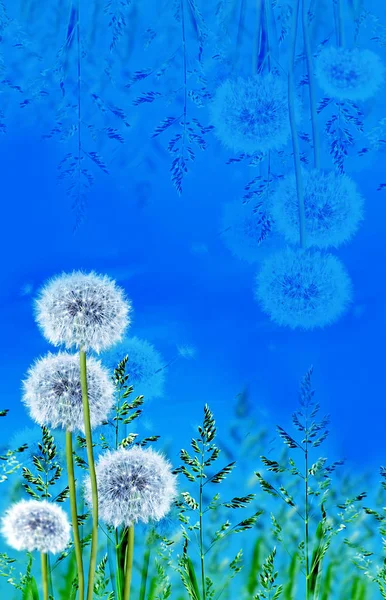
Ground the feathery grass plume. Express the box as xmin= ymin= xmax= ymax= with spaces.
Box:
xmin=315 ymin=46 xmax=385 ymax=101
xmin=1 ymin=500 xmax=70 ymax=554
xmin=175 ymin=404 xmax=261 ymax=600
xmin=221 ymin=200 xmax=274 ymax=263
xmin=35 ymin=271 xmax=131 ymax=353
xmin=210 ymin=74 xmax=297 ymax=154
xmin=253 ymin=547 xmax=283 ymax=599
xmin=84 ymin=446 xmax=176 ymax=528
xmin=97 ymin=354 xmax=160 ymax=454
xmin=0 ymin=410 xmax=28 ymax=485
xmin=256 ymin=368 xmax=366 ymax=600
xmin=255 ymin=248 xmax=352 ymax=329
xmin=19 ymin=426 xmax=69 ymax=504
xmin=103 ymin=336 xmax=165 ymax=400
xmin=270 ymin=169 xmax=364 ymax=248
xmin=22 ymin=352 xmax=115 ymax=432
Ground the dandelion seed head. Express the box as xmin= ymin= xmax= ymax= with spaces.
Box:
xmin=270 ymin=170 xmax=364 ymax=248
xmin=35 ymin=271 xmax=131 ymax=353
xmin=22 ymin=352 xmax=115 ymax=432
xmin=1 ymin=500 xmax=70 ymax=554
xmin=221 ymin=200 xmax=275 ymax=263
xmin=85 ymin=446 xmax=177 ymax=527
xmin=104 ymin=336 xmax=165 ymax=399
xmin=210 ymin=74 xmax=296 ymax=154
xmin=255 ymin=248 xmax=352 ymax=329
xmin=315 ymin=46 xmax=385 ymax=101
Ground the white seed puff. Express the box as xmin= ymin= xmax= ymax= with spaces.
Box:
xmin=22 ymin=352 xmax=115 ymax=432
xmin=1 ymin=500 xmax=71 ymax=554
xmin=85 ymin=446 xmax=177 ymax=528
xmin=35 ymin=271 xmax=132 ymax=353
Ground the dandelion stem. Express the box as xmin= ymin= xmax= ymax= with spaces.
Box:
xmin=116 ymin=528 xmax=124 ymax=600
xmin=41 ymin=553 xmax=49 ymax=600
xmin=80 ymin=349 xmax=98 ymax=600
xmin=123 ymin=526 xmax=135 ymax=600
xmin=288 ymin=0 xmax=306 ymax=248
xmin=253 ymin=0 xmax=264 ymax=74
xmin=335 ymin=0 xmax=344 ymax=47
xmin=139 ymin=539 xmax=152 ymax=600
xmin=66 ymin=430 xmax=85 ymax=600
xmin=302 ymin=0 xmax=320 ymax=169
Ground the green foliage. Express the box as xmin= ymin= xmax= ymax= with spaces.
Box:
xmin=99 ymin=355 xmax=160 ymax=452
xmin=21 ymin=426 xmax=69 ymax=502
xmin=253 ymin=547 xmax=283 ymax=600
xmin=175 ymin=404 xmax=261 ymax=600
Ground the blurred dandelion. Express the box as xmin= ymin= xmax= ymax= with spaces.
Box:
xmin=315 ymin=46 xmax=385 ymax=101
xmin=270 ymin=169 xmax=364 ymax=248
xmin=255 ymin=248 xmax=352 ymax=329
xmin=210 ymin=74 xmax=296 ymax=154
xmin=1 ymin=499 xmax=70 ymax=554
xmin=35 ymin=271 xmax=131 ymax=353
xmin=85 ymin=446 xmax=177 ymax=528
xmin=103 ymin=336 xmax=165 ymax=399
xmin=221 ymin=200 xmax=275 ymax=263
xmin=22 ymin=353 xmax=115 ymax=432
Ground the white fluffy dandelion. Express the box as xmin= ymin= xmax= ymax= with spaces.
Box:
xmin=85 ymin=446 xmax=177 ymax=528
xmin=1 ymin=500 xmax=70 ymax=554
xmin=315 ymin=46 xmax=385 ymax=101
xmin=35 ymin=271 xmax=131 ymax=353
xmin=22 ymin=352 xmax=115 ymax=432
xmin=103 ymin=336 xmax=165 ymax=399
xmin=210 ymin=74 xmax=296 ymax=154
xmin=270 ymin=170 xmax=364 ymax=248
xmin=255 ymin=248 xmax=352 ymax=329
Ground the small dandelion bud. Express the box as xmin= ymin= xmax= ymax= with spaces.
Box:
xmin=255 ymin=248 xmax=352 ymax=329
xmin=35 ymin=271 xmax=132 ymax=353
xmin=22 ymin=352 xmax=115 ymax=432
xmin=1 ymin=500 xmax=71 ymax=554
xmin=85 ymin=446 xmax=177 ymax=528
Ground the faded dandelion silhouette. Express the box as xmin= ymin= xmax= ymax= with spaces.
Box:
xmin=270 ymin=169 xmax=364 ymax=248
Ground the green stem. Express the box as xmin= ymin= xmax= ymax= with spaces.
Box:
xmin=66 ymin=430 xmax=85 ymax=600
xmin=335 ymin=0 xmax=344 ymax=47
xmin=302 ymin=0 xmax=320 ymax=169
xmin=80 ymin=349 xmax=98 ymax=600
xmin=41 ymin=553 xmax=49 ymax=600
xmin=288 ymin=0 xmax=306 ymax=249
xmin=199 ymin=451 xmax=206 ymax=600
xmin=123 ymin=526 xmax=135 ymax=600
xmin=116 ymin=528 xmax=125 ymax=600
xmin=139 ymin=542 xmax=152 ymax=600
xmin=107 ymin=535 xmax=118 ymax=600
xmin=305 ymin=411 xmax=310 ymax=599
